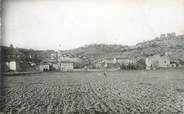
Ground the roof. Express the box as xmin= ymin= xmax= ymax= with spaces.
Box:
xmin=40 ymin=62 xmax=50 ymax=65
xmin=147 ymin=54 xmax=170 ymax=60
xmin=60 ymin=61 xmax=74 ymax=63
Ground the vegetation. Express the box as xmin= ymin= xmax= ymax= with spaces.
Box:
xmin=120 ymin=59 xmax=146 ymax=70
xmin=1 ymin=32 xmax=184 ymax=70
xmin=66 ymin=33 xmax=184 ymax=64
xmin=1 ymin=45 xmax=57 ymax=72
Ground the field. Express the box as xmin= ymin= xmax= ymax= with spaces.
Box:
xmin=1 ymin=69 xmax=184 ymax=114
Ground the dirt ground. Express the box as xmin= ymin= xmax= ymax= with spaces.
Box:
xmin=2 ymin=69 xmax=184 ymax=114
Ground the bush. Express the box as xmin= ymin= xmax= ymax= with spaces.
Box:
xmin=136 ymin=59 xmax=146 ymax=69
xmin=120 ymin=59 xmax=146 ymax=70
xmin=120 ymin=64 xmax=127 ymax=70
xmin=120 ymin=63 xmax=136 ymax=70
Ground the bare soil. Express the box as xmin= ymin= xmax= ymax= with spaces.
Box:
xmin=2 ymin=69 xmax=184 ymax=114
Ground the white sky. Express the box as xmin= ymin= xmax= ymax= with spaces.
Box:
xmin=2 ymin=0 xmax=184 ymax=50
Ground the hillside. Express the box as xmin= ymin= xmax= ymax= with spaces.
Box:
xmin=65 ymin=33 xmax=184 ymax=62
xmin=0 ymin=45 xmax=56 ymax=63
xmin=2 ymin=33 xmax=184 ymax=65
xmin=65 ymin=44 xmax=129 ymax=61
xmin=132 ymin=34 xmax=184 ymax=60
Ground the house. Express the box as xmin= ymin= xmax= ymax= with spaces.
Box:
xmin=39 ymin=62 xmax=60 ymax=72
xmin=59 ymin=61 xmax=74 ymax=71
xmin=94 ymin=62 xmax=104 ymax=69
xmin=5 ymin=61 xmax=16 ymax=71
xmin=93 ymin=58 xmax=116 ymax=68
xmin=58 ymin=56 xmax=79 ymax=63
xmin=103 ymin=58 xmax=117 ymax=64
xmin=57 ymin=52 xmax=85 ymax=71
xmin=46 ymin=59 xmax=60 ymax=71
xmin=50 ymin=53 xmax=57 ymax=60
xmin=51 ymin=63 xmax=59 ymax=70
xmin=5 ymin=60 xmax=40 ymax=72
xmin=117 ymin=58 xmax=136 ymax=65
xmin=39 ymin=61 xmax=50 ymax=71
xmin=145 ymin=54 xmax=170 ymax=70
xmin=94 ymin=57 xmax=136 ymax=69
xmin=57 ymin=52 xmax=80 ymax=63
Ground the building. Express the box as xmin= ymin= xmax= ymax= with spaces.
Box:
xmin=59 ymin=61 xmax=74 ymax=71
xmin=51 ymin=63 xmax=59 ymax=70
xmin=57 ymin=51 xmax=80 ymax=63
xmin=5 ymin=61 xmax=16 ymax=71
xmin=94 ymin=57 xmax=136 ymax=69
xmin=5 ymin=60 xmax=38 ymax=72
xmin=117 ymin=58 xmax=136 ymax=65
xmin=93 ymin=58 xmax=116 ymax=68
xmin=50 ymin=53 xmax=57 ymax=60
xmin=39 ymin=62 xmax=50 ymax=71
xmin=56 ymin=51 xmax=85 ymax=71
xmin=145 ymin=55 xmax=170 ymax=70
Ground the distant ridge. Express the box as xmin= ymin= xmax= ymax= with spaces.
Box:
xmin=2 ymin=33 xmax=184 ymax=64
xmin=65 ymin=33 xmax=184 ymax=61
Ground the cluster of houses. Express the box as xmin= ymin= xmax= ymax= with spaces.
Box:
xmin=3 ymin=48 xmax=182 ymax=72
xmin=145 ymin=54 xmax=176 ymax=70
xmin=93 ymin=52 xmax=181 ymax=70
xmin=39 ymin=60 xmax=74 ymax=72
xmin=94 ymin=57 xmax=136 ymax=69
xmin=39 ymin=51 xmax=87 ymax=72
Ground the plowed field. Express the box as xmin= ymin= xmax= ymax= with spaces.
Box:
xmin=2 ymin=69 xmax=184 ymax=114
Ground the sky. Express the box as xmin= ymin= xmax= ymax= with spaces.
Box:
xmin=2 ymin=0 xmax=184 ymax=50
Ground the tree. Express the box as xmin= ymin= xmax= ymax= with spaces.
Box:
xmin=10 ymin=44 xmax=14 ymax=49
xmin=136 ymin=59 xmax=146 ymax=69
xmin=120 ymin=64 xmax=127 ymax=70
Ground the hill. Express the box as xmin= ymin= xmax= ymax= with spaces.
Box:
xmin=2 ymin=32 xmax=184 ymax=65
xmin=65 ymin=33 xmax=184 ymax=63
xmin=65 ymin=44 xmax=129 ymax=61
xmin=132 ymin=33 xmax=184 ymax=60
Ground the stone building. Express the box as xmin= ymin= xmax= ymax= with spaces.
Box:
xmin=39 ymin=62 xmax=50 ymax=71
xmin=117 ymin=58 xmax=136 ymax=65
xmin=59 ymin=61 xmax=74 ymax=71
xmin=94 ymin=57 xmax=136 ymax=69
xmin=56 ymin=51 xmax=83 ymax=71
xmin=145 ymin=55 xmax=170 ymax=70
xmin=5 ymin=61 xmax=16 ymax=71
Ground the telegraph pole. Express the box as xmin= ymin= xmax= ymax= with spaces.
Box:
xmin=57 ymin=44 xmax=62 ymax=71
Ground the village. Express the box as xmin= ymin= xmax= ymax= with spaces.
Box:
xmin=3 ymin=51 xmax=182 ymax=72
xmin=2 ymin=33 xmax=184 ymax=73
